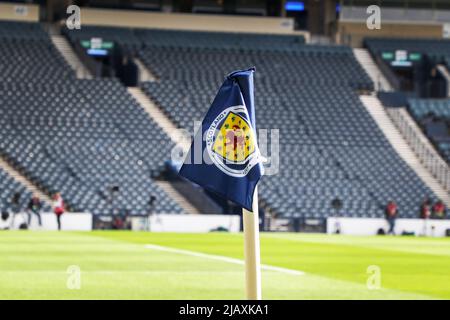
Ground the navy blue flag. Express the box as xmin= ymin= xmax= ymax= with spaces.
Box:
xmin=179 ymin=68 xmax=263 ymax=211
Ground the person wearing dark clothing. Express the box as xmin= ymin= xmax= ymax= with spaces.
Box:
xmin=27 ymin=196 xmax=43 ymax=227
xmin=9 ymin=192 xmax=22 ymax=228
xmin=385 ymin=201 xmax=398 ymax=235
xmin=420 ymin=198 xmax=432 ymax=219
xmin=148 ymin=194 xmax=157 ymax=216
xmin=119 ymin=55 xmax=139 ymax=87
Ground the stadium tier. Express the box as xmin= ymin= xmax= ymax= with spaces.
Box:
xmin=364 ymin=37 xmax=450 ymax=66
xmin=63 ymin=26 xmax=306 ymax=52
xmin=0 ymin=22 xmax=443 ymax=218
xmin=62 ymin=26 xmax=440 ymax=218
xmin=0 ymin=22 xmax=184 ymax=215
xmin=408 ymin=98 xmax=450 ymax=163
xmin=0 ymin=20 xmax=49 ymax=40
xmin=364 ymin=36 xmax=450 ymax=175
xmin=0 ymin=22 xmax=74 ymax=83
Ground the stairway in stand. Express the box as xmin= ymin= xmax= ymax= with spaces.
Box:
xmin=0 ymin=157 xmax=52 ymax=207
xmin=128 ymin=87 xmax=199 ymax=214
xmin=155 ymin=181 xmax=201 ymax=214
xmin=51 ymin=35 xmax=92 ymax=79
xmin=353 ymin=48 xmax=392 ymax=92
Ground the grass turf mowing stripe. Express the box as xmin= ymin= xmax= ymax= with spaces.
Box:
xmin=145 ymin=243 xmax=304 ymax=276
xmin=263 ymin=233 xmax=450 ymax=257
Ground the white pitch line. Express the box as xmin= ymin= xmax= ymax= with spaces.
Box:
xmin=145 ymin=244 xmax=304 ymax=276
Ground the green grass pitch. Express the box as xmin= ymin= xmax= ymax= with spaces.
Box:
xmin=0 ymin=231 xmax=449 ymax=299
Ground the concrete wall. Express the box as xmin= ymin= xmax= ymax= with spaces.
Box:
xmin=0 ymin=2 xmax=39 ymax=22
xmin=327 ymin=217 xmax=450 ymax=237
xmin=341 ymin=6 xmax=450 ymax=25
xmin=145 ymin=214 xmax=240 ymax=233
xmin=1 ymin=212 xmax=93 ymax=231
xmin=77 ymin=8 xmax=309 ymax=40
xmin=337 ymin=21 xmax=443 ymax=47
xmin=337 ymin=6 xmax=445 ymax=47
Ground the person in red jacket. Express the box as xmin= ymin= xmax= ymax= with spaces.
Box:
xmin=432 ymin=201 xmax=446 ymax=219
xmin=385 ymin=201 xmax=398 ymax=235
xmin=53 ymin=193 xmax=65 ymax=230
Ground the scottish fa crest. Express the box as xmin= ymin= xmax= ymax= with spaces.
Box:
xmin=206 ymin=105 xmax=261 ymax=177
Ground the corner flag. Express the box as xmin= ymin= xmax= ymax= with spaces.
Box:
xmin=179 ymin=68 xmax=263 ymax=211
xmin=179 ymin=68 xmax=263 ymax=299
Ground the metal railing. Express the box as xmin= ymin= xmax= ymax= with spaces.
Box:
xmin=387 ymin=108 xmax=450 ymax=191
xmin=374 ymin=55 xmax=400 ymax=91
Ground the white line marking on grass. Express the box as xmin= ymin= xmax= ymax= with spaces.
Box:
xmin=145 ymin=244 xmax=304 ymax=276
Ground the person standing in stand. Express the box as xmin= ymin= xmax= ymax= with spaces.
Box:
xmin=385 ymin=201 xmax=398 ymax=235
xmin=432 ymin=200 xmax=446 ymax=219
xmin=420 ymin=198 xmax=432 ymax=219
xmin=420 ymin=198 xmax=432 ymax=236
xmin=53 ymin=193 xmax=65 ymax=231
xmin=27 ymin=195 xmax=43 ymax=228
xmin=9 ymin=192 xmax=22 ymax=229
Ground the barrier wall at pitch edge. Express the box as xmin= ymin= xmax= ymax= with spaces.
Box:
xmin=144 ymin=214 xmax=241 ymax=233
xmin=327 ymin=217 xmax=450 ymax=237
xmin=0 ymin=212 xmax=93 ymax=231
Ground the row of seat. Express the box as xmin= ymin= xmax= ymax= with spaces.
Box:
xmin=63 ymin=26 xmax=306 ymax=52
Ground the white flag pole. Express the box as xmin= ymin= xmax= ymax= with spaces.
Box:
xmin=242 ymin=185 xmax=262 ymax=300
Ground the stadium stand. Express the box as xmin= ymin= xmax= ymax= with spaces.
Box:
xmin=62 ymin=26 xmax=440 ymax=218
xmin=0 ymin=21 xmax=184 ymax=215
xmin=364 ymin=38 xmax=450 ymax=65
xmin=0 ymin=19 xmax=444 ymax=219
xmin=63 ymin=26 xmax=306 ymax=52
xmin=364 ymin=37 xmax=450 ymax=163
xmin=0 ymin=21 xmax=74 ymax=83
xmin=408 ymin=98 xmax=450 ymax=163
xmin=63 ymin=25 xmax=141 ymax=51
